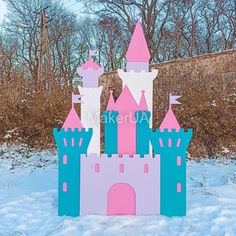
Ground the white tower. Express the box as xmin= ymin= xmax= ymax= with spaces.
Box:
xmin=77 ymin=51 xmax=104 ymax=154
xmin=118 ymin=21 xmax=158 ymax=129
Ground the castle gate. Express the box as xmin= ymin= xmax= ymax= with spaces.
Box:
xmin=107 ymin=183 xmax=136 ymax=215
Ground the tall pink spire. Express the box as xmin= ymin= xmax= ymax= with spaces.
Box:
xmin=138 ymin=90 xmax=148 ymax=111
xmin=106 ymin=90 xmax=116 ymax=111
xmin=63 ymin=105 xmax=84 ymax=131
xmin=126 ymin=21 xmax=150 ymax=62
xmin=125 ymin=21 xmax=150 ymax=72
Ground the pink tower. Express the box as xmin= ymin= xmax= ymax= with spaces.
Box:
xmin=118 ymin=21 xmax=158 ymax=155
xmin=108 ymin=85 xmax=140 ymax=155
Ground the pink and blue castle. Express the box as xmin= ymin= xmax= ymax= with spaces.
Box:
xmin=53 ymin=21 xmax=192 ymax=217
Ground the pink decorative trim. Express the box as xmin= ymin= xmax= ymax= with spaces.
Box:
xmin=63 ymin=182 xmax=67 ymax=192
xmin=177 ymin=183 xmax=181 ymax=192
xmin=177 ymin=156 xmax=181 ymax=166
xmin=119 ymin=164 xmax=124 ymax=173
xmin=71 ymin=138 xmax=74 ymax=147
xmin=95 ymin=163 xmax=100 ymax=173
xmin=144 ymin=164 xmax=148 ymax=173
xmin=63 ymin=155 xmax=67 ymax=165
xmin=63 ymin=138 xmax=67 ymax=147
xmin=159 ymin=138 xmax=164 ymax=147
xmin=176 ymin=138 xmax=181 ymax=147
xmin=81 ymin=59 xmax=100 ymax=70
xmin=168 ymin=138 xmax=172 ymax=147
xmin=79 ymin=138 xmax=83 ymax=147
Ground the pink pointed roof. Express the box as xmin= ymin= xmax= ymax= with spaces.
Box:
xmin=126 ymin=20 xmax=151 ymax=62
xmin=81 ymin=58 xmax=101 ymax=70
xmin=115 ymin=85 xmax=139 ymax=113
xmin=138 ymin=90 xmax=148 ymax=111
xmin=160 ymin=106 xmax=180 ymax=132
xmin=106 ymin=90 xmax=116 ymax=110
xmin=63 ymin=105 xmax=84 ymax=131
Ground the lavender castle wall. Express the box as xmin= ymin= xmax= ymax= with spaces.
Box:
xmin=80 ymin=154 xmax=160 ymax=215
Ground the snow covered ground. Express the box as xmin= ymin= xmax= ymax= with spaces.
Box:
xmin=0 ymin=145 xmax=236 ymax=236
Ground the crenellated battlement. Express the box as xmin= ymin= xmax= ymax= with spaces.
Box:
xmin=80 ymin=153 xmax=159 ymax=159
xmin=53 ymin=128 xmax=93 ymax=151
xmin=150 ymin=128 xmax=193 ymax=153
xmin=80 ymin=153 xmax=160 ymax=176
xmin=118 ymin=68 xmax=158 ymax=81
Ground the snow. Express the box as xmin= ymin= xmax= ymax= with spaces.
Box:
xmin=0 ymin=145 xmax=236 ymax=236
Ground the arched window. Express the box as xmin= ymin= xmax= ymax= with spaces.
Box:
xmin=119 ymin=164 xmax=124 ymax=173
xmin=144 ymin=164 xmax=148 ymax=173
xmin=95 ymin=163 xmax=100 ymax=173
xmin=177 ymin=156 xmax=181 ymax=166
xmin=63 ymin=155 xmax=67 ymax=165
xmin=62 ymin=182 xmax=67 ymax=192
xmin=177 ymin=183 xmax=181 ymax=193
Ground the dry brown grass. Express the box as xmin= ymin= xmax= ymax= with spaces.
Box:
xmin=0 ymin=50 xmax=235 ymax=158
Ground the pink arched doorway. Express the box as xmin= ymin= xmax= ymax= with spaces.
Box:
xmin=107 ymin=183 xmax=136 ymax=216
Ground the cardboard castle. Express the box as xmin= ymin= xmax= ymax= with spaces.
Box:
xmin=53 ymin=21 xmax=192 ymax=217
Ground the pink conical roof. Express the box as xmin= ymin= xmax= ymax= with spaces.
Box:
xmin=160 ymin=106 xmax=180 ymax=131
xmin=126 ymin=20 xmax=150 ymax=62
xmin=139 ymin=90 xmax=148 ymax=111
xmin=115 ymin=85 xmax=139 ymax=113
xmin=63 ymin=105 xmax=84 ymax=131
xmin=106 ymin=90 xmax=116 ymax=110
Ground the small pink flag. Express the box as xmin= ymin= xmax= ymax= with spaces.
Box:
xmin=169 ymin=93 xmax=181 ymax=105
xmin=72 ymin=94 xmax=83 ymax=104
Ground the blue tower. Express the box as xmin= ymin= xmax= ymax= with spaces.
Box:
xmin=150 ymin=128 xmax=192 ymax=216
xmin=103 ymin=110 xmax=118 ymax=156
xmin=53 ymin=127 xmax=92 ymax=216
xmin=135 ymin=110 xmax=151 ymax=156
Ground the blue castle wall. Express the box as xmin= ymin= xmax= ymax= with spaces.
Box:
xmin=53 ymin=128 xmax=92 ymax=216
xmin=150 ymin=128 xmax=192 ymax=216
xmin=135 ymin=111 xmax=151 ymax=157
xmin=103 ymin=111 xmax=118 ymax=156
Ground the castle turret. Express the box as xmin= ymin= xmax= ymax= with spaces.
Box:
xmin=53 ymin=100 xmax=92 ymax=216
xmin=149 ymin=95 xmax=192 ymax=216
xmin=77 ymin=50 xmax=103 ymax=154
xmin=117 ymin=21 xmax=158 ymax=151
xmin=103 ymin=91 xmax=118 ymax=156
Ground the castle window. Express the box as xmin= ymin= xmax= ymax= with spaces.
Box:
xmin=144 ymin=164 xmax=148 ymax=173
xmin=79 ymin=138 xmax=83 ymax=147
xmin=95 ymin=163 xmax=100 ymax=173
xmin=177 ymin=156 xmax=181 ymax=166
xmin=71 ymin=138 xmax=74 ymax=147
xmin=176 ymin=138 xmax=181 ymax=147
xmin=168 ymin=138 xmax=172 ymax=147
xmin=63 ymin=182 xmax=67 ymax=192
xmin=177 ymin=183 xmax=181 ymax=193
xmin=159 ymin=138 xmax=164 ymax=147
xmin=63 ymin=138 xmax=67 ymax=147
xmin=119 ymin=164 xmax=124 ymax=173
xmin=63 ymin=155 xmax=68 ymax=165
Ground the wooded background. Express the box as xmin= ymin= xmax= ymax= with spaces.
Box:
xmin=0 ymin=0 xmax=235 ymax=157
